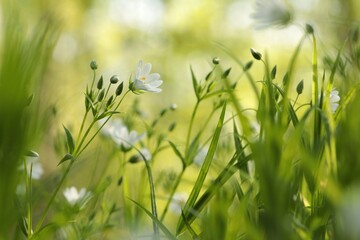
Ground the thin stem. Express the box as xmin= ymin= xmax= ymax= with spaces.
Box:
xmin=34 ymin=160 xmax=75 ymax=233
xmin=185 ymin=100 xmax=200 ymax=154
xmin=292 ymin=94 xmax=300 ymax=108
xmin=76 ymin=90 xmax=130 ymax=157
xmin=141 ymin=153 xmax=159 ymax=239
xmin=76 ymin=109 xmax=89 ymax=145
xmin=160 ymin=169 xmax=185 ymax=221
xmin=28 ymin=164 xmax=33 ymax=239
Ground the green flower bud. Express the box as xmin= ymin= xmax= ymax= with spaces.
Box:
xmin=244 ymin=61 xmax=253 ymax=71
xmin=90 ymin=60 xmax=97 ymax=70
xmin=129 ymin=155 xmax=141 ymax=164
xmin=116 ymin=82 xmax=124 ymax=96
xmin=168 ymin=122 xmax=176 ymax=132
xmin=305 ymin=24 xmax=314 ymax=34
xmin=110 ymin=75 xmax=119 ymax=84
xmin=212 ymin=57 xmax=220 ymax=65
xmin=222 ymin=68 xmax=232 ymax=78
xmin=97 ymin=76 xmax=103 ymax=90
xmin=160 ymin=109 xmax=167 ymax=116
xmin=98 ymin=89 xmax=105 ymax=102
xmin=106 ymin=95 xmax=114 ymax=108
xmin=250 ymin=48 xmax=262 ymax=60
xmin=271 ymin=65 xmax=277 ymax=80
xmin=296 ymin=80 xmax=304 ymax=95
xmin=170 ymin=103 xmax=177 ymax=111
xmin=117 ymin=176 xmax=123 ymax=186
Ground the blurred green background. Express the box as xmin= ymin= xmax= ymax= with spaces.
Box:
xmin=17 ymin=0 xmax=357 ymax=169
xmin=1 ymin=0 xmax=360 ymax=238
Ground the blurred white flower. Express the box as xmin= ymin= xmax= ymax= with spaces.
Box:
xmin=19 ymin=151 xmax=43 ymax=180
xmin=329 ymin=88 xmax=340 ymax=113
xmin=139 ymin=147 xmax=152 ymax=161
xmin=111 ymin=121 xmax=144 ymax=151
xmin=98 ymin=118 xmax=122 ymax=137
xmin=193 ymin=147 xmax=208 ymax=166
xmin=129 ymin=147 xmax=152 ymax=163
xmin=63 ymin=186 xmax=91 ymax=207
xmin=251 ymin=0 xmax=293 ymax=29
xmin=169 ymin=192 xmax=188 ymax=215
xmin=130 ymin=60 xmax=163 ymax=94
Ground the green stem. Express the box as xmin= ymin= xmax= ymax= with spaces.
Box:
xmin=185 ymin=100 xmax=200 ymax=154
xmin=34 ymin=90 xmax=130 ymax=235
xmin=160 ymin=169 xmax=185 ymax=221
xmin=142 ymin=154 xmax=159 ymax=239
xmin=76 ymin=109 xmax=89 ymax=145
xmin=76 ymin=90 xmax=130 ymax=157
xmin=34 ymin=160 xmax=75 ymax=234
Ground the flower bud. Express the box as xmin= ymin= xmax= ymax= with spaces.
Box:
xmin=116 ymin=82 xmax=124 ymax=96
xmin=168 ymin=122 xmax=176 ymax=132
xmin=170 ymin=103 xmax=177 ymax=111
xmin=250 ymin=48 xmax=262 ymax=60
xmin=296 ymin=80 xmax=304 ymax=95
xmin=110 ymin=75 xmax=119 ymax=84
xmin=106 ymin=95 xmax=114 ymax=108
xmin=305 ymin=24 xmax=314 ymax=34
xmin=90 ymin=60 xmax=97 ymax=70
xmin=97 ymin=76 xmax=103 ymax=90
xmin=271 ymin=65 xmax=277 ymax=80
xmin=98 ymin=89 xmax=105 ymax=102
xmin=129 ymin=155 xmax=141 ymax=164
xmin=244 ymin=61 xmax=253 ymax=71
xmin=117 ymin=176 xmax=123 ymax=186
xmin=212 ymin=57 xmax=220 ymax=65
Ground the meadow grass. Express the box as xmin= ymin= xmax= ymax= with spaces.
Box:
xmin=2 ymin=2 xmax=360 ymax=240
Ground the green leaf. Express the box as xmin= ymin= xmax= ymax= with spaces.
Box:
xmin=63 ymin=125 xmax=75 ymax=154
xmin=176 ymin=103 xmax=226 ymax=234
xmin=96 ymin=111 xmax=121 ymax=121
xmin=129 ymin=199 xmax=177 ymax=240
xmin=184 ymin=133 xmax=200 ymax=167
xmin=177 ymin=153 xmax=252 ymax=232
xmin=57 ymin=153 xmax=75 ymax=166
xmin=190 ymin=66 xmax=200 ymax=100
xmin=168 ymin=141 xmax=185 ymax=166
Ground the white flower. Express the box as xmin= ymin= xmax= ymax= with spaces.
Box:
xmin=169 ymin=192 xmax=188 ymax=215
xmin=19 ymin=151 xmax=43 ymax=180
xmin=63 ymin=186 xmax=91 ymax=207
xmin=329 ymin=88 xmax=340 ymax=113
xmin=129 ymin=147 xmax=152 ymax=163
xmin=111 ymin=120 xmax=144 ymax=151
xmin=130 ymin=60 xmax=163 ymax=94
xmin=251 ymin=0 xmax=293 ymax=29
xmin=193 ymin=147 xmax=208 ymax=166
xmin=98 ymin=117 xmax=123 ymax=137
xmin=139 ymin=147 xmax=152 ymax=161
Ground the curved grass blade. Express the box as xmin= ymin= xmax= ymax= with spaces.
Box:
xmin=176 ymin=103 xmax=226 ymax=234
xmin=129 ymin=199 xmax=177 ymax=240
xmin=178 ymin=153 xmax=252 ymax=231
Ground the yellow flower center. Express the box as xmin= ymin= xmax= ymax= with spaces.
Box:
xmin=140 ymin=76 xmax=146 ymax=81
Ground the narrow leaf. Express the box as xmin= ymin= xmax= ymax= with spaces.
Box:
xmin=57 ymin=153 xmax=75 ymax=166
xmin=63 ymin=125 xmax=75 ymax=154
xmin=129 ymin=199 xmax=177 ymax=240
xmin=177 ymin=103 xmax=226 ymax=234
xmin=190 ymin=66 xmax=200 ymax=100
xmin=168 ymin=141 xmax=185 ymax=166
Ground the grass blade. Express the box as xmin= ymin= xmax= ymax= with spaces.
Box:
xmin=129 ymin=199 xmax=177 ymax=240
xmin=176 ymin=103 xmax=226 ymax=234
